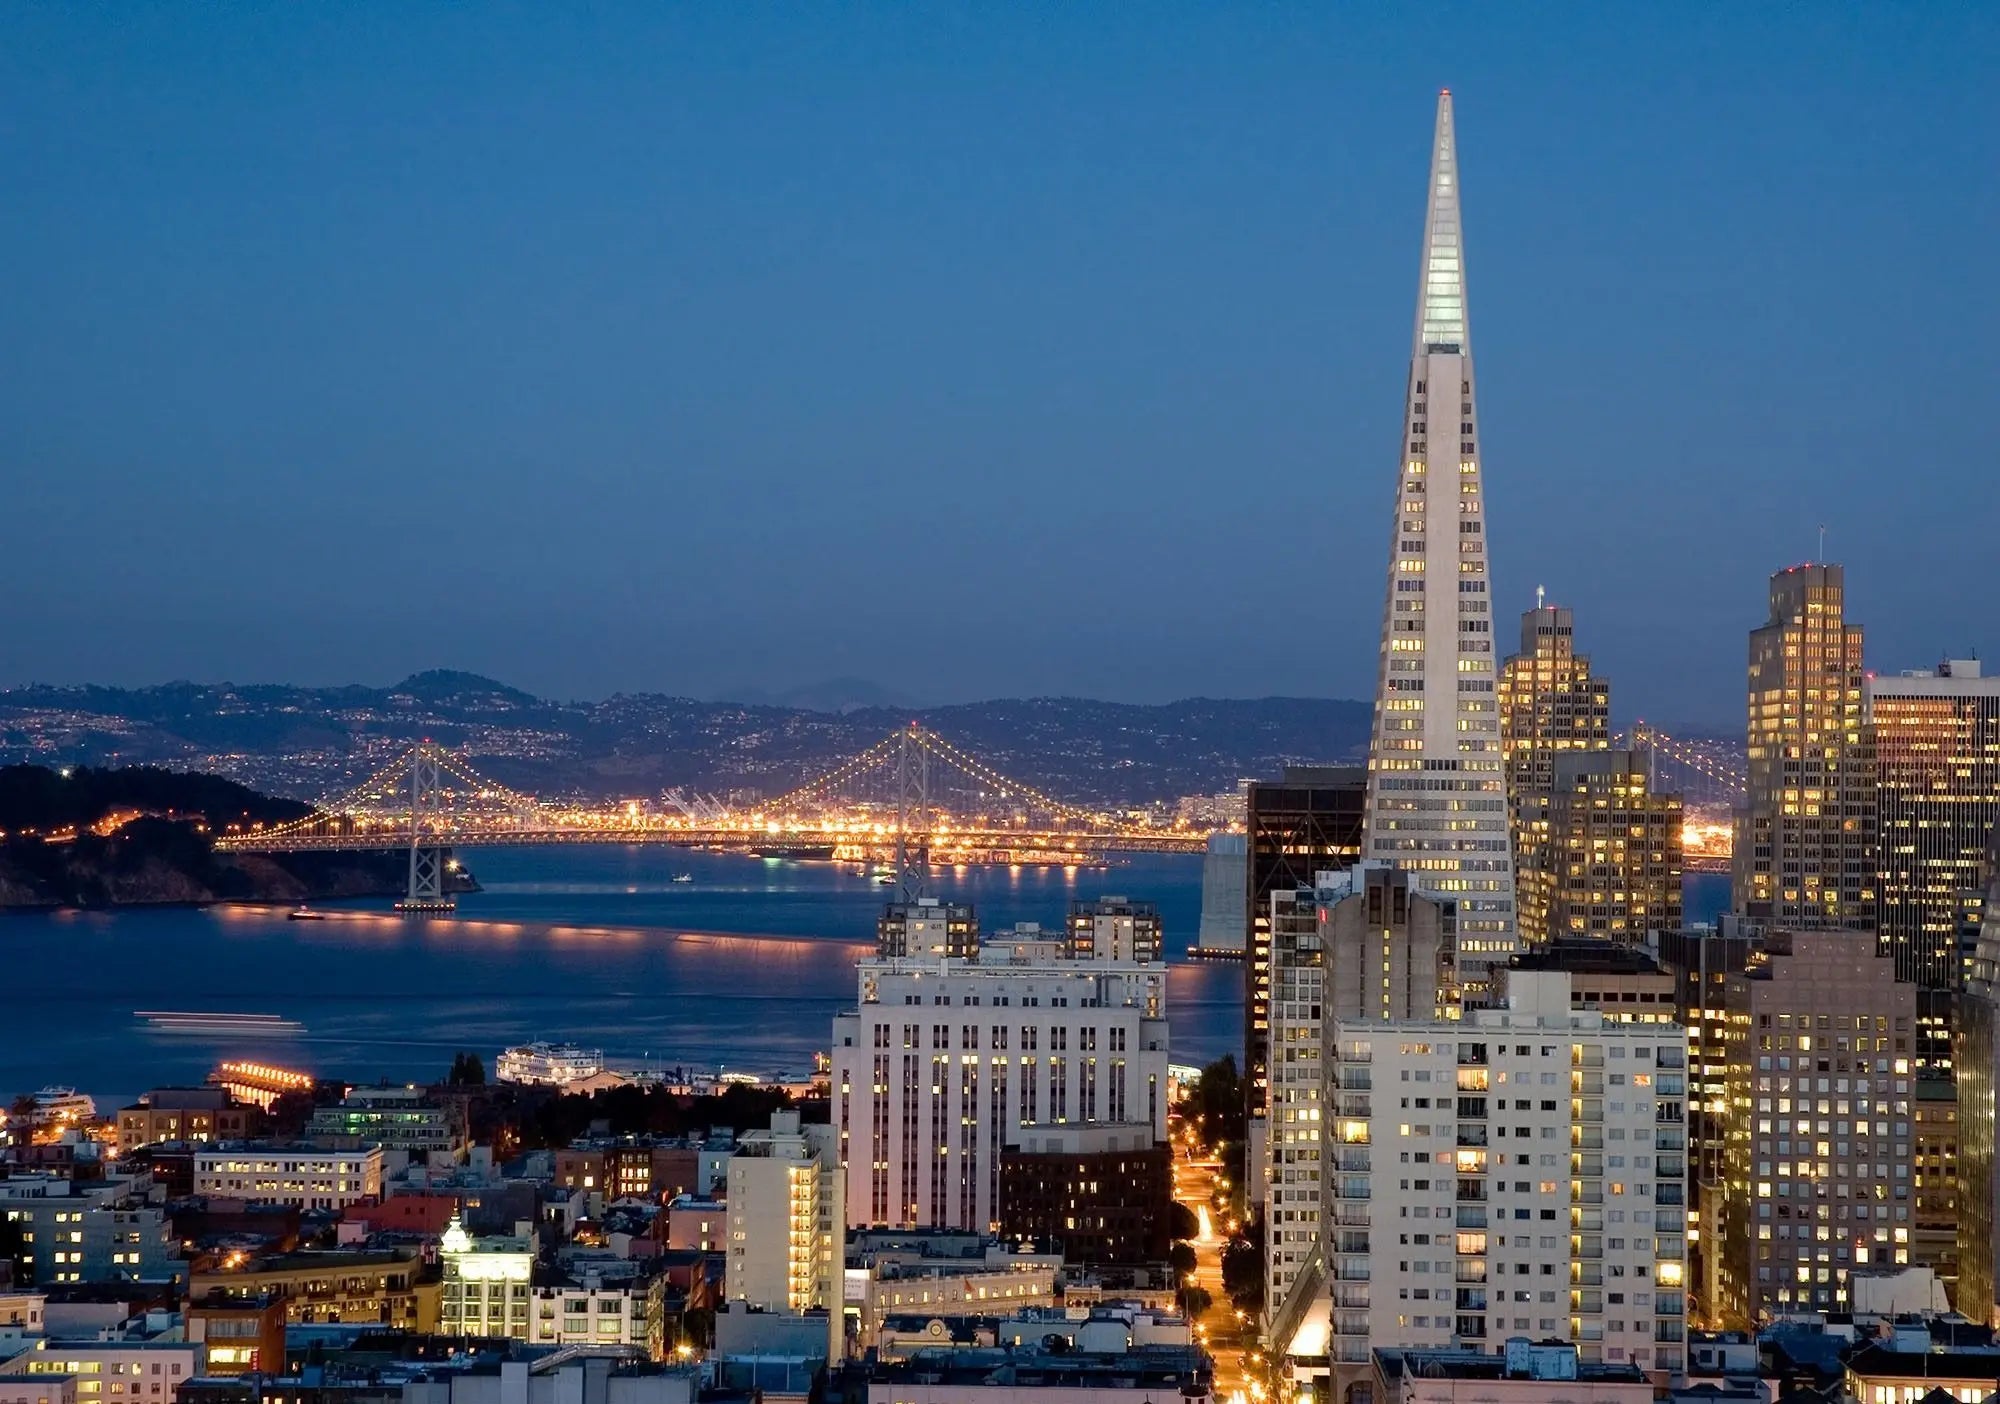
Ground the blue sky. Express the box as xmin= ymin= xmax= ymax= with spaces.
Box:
xmin=1 ymin=6 xmax=1993 ymax=725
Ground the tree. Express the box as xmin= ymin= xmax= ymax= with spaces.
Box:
xmin=1168 ymin=1202 xmax=1200 ymax=1243
xmin=1221 ymin=1216 xmax=1265 ymax=1315
xmin=1168 ymin=1241 xmax=1198 ymax=1280
xmin=1177 ymin=1285 xmax=1213 ymax=1319
xmin=448 ymin=1052 xmax=487 ymax=1086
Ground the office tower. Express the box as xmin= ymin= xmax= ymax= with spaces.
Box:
xmin=1912 ymin=1078 xmax=1959 ymax=1296
xmin=1734 ymin=563 xmax=1874 ymax=928
xmin=1499 ymin=601 xmax=1612 ymax=870
xmin=726 ymin=1110 xmax=839 ymax=1312
xmin=1867 ymin=658 xmax=2000 ymax=991
xmin=1362 ymin=90 xmax=1518 ymax=986
xmin=1244 ymin=767 xmax=1366 ymax=1128
xmin=1516 ymin=752 xmax=1684 ymax=947
xmin=830 ymin=937 xmax=1169 ymax=1232
xmin=1196 ymin=832 xmax=1249 ymax=954
xmin=1653 ymin=923 xmax=1758 ymax=1328
xmin=1956 ymin=844 xmax=2000 ymax=1325
xmin=1068 ymin=896 xmax=1164 ymax=964
xmin=1714 ymin=930 xmax=1916 ymax=1325
xmin=1270 ymin=971 xmax=1686 ymax=1383
xmin=1264 ymin=864 xmax=1453 ymax=1311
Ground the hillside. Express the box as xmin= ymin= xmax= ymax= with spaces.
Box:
xmin=0 ymin=677 xmax=1375 ymax=807
xmin=0 ymin=764 xmax=412 ymax=908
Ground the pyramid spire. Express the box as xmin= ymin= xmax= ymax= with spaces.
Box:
xmin=1414 ymin=89 xmax=1467 ymax=355
xmin=1364 ymin=89 xmax=1518 ymax=996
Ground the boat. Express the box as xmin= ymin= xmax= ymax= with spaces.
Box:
xmin=495 ymin=1041 xmax=605 ymax=1087
xmin=287 ymin=906 xmax=326 ymax=921
xmin=136 ymin=1010 xmax=307 ymax=1036
xmin=15 ymin=1086 xmax=95 ymax=1127
xmin=874 ymin=874 xmax=897 ymax=886
xmin=671 ymin=873 xmax=693 ymax=884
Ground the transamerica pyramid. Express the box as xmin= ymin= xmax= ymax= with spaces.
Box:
xmin=1361 ymin=91 xmax=1520 ymax=994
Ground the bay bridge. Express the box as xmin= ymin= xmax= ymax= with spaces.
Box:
xmin=214 ymin=720 xmax=1745 ymax=906
xmin=214 ymin=723 xmax=1212 ymax=908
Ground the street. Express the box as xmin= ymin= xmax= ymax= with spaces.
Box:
xmin=1172 ymin=1141 xmax=1264 ymax=1404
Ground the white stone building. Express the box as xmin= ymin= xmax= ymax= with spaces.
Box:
xmin=832 ymin=946 xmax=1169 ymax=1232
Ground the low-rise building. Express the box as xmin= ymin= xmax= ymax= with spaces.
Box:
xmin=186 ymin=1250 xmax=437 ymax=1330
xmin=115 ymin=1091 xmax=248 ymax=1155
xmin=528 ymin=1269 xmax=665 ymax=1358
xmin=662 ymin=1199 xmax=726 ymax=1254
xmin=0 ymin=1177 xmax=177 ymax=1287
xmin=0 ymin=1374 xmax=76 ymax=1404
xmin=556 ymin=1139 xmax=730 ymax=1205
xmin=847 ymin=1343 xmax=1211 ymax=1404
xmin=193 ymin=1146 xmax=383 ymax=1210
xmin=185 ymin=1293 xmax=287 ymax=1376
xmin=0 ymin=1340 xmax=197 ymax=1404
xmin=1373 ymin=1339 xmax=1654 ymax=1404
xmin=1844 ymin=1341 xmax=2000 ymax=1404
xmin=305 ymin=1089 xmax=467 ymax=1163
xmin=438 ymin=1217 xmax=532 ymax=1340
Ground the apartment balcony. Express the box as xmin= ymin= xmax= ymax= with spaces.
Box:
xmin=1572 ymin=1185 xmax=1604 ymax=1205
xmin=1456 ymin=1125 xmax=1489 ymax=1148
xmin=1329 ymin=1263 xmax=1372 ymax=1282
xmin=1337 ymin=1069 xmax=1373 ymax=1090
xmin=1570 ymin=1153 xmax=1603 ymax=1177
xmin=1657 ymin=1184 xmax=1685 ymax=1205
xmin=1572 ymin=1048 xmax=1604 ymax=1069
xmin=1572 ymin=1208 xmax=1603 ymax=1231
xmin=1455 ymin=1262 xmax=1487 ymax=1283
xmin=1571 ymin=1126 xmax=1602 ymax=1149
xmin=1570 ymin=1264 xmax=1602 ymax=1286
xmin=1572 ymin=1072 xmax=1604 ymax=1095
xmin=1455 ymin=1206 xmax=1488 ymax=1229
xmin=1455 ymin=1289 xmax=1487 ymax=1312
xmin=1331 ymin=1204 xmax=1372 ymax=1227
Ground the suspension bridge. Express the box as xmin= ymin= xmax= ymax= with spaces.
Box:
xmin=212 ymin=720 xmax=1748 ymax=906
xmin=213 ymin=724 xmax=1210 ymax=908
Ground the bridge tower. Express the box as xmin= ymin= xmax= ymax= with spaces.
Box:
xmin=893 ymin=722 xmax=931 ymax=903
xmin=876 ymin=723 xmax=975 ymax=958
xmin=395 ymin=743 xmax=457 ymax=914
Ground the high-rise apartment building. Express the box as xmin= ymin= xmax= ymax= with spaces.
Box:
xmin=1244 ymin=767 xmax=1366 ymax=1131
xmin=877 ymin=897 xmax=978 ymax=959
xmin=1714 ymin=930 xmax=1916 ymax=1326
xmin=830 ymin=940 xmax=1169 ymax=1233
xmin=1867 ymin=659 xmax=2000 ymax=991
xmin=1362 ymin=90 xmax=1518 ymax=985
xmin=1270 ymin=972 xmax=1687 ymax=1383
xmin=1264 ymin=864 xmax=1453 ymax=1311
xmin=726 ymin=1110 xmax=839 ymax=1313
xmin=1516 ymin=752 xmax=1683 ymax=947
xmin=1734 ymin=564 xmax=1874 ymax=929
xmin=1067 ymin=897 xmax=1163 ymax=964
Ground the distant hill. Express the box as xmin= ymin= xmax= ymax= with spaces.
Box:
xmin=0 ymin=764 xmax=410 ymax=908
xmin=0 ymin=675 xmax=1373 ymax=807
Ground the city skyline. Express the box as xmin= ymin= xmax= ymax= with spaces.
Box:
xmin=2 ymin=9 xmax=1994 ymax=725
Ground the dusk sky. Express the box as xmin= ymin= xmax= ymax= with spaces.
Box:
xmin=2 ymin=7 xmax=1993 ymax=727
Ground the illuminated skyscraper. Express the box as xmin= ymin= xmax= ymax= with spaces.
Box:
xmin=1733 ymin=563 xmax=1874 ymax=928
xmin=1516 ymin=751 xmax=1684 ymax=946
xmin=1362 ymin=90 xmax=1517 ymax=982
xmin=1499 ymin=600 xmax=1612 ymax=811
xmin=1499 ymin=600 xmax=1615 ymax=943
xmin=1866 ymin=659 xmax=2000 ymax=991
